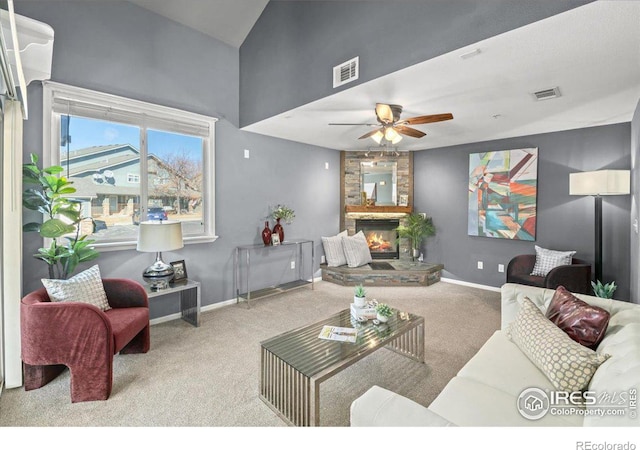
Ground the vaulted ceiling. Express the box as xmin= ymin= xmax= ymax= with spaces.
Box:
xmin=128 ymin=1 xmax=640 ymax=151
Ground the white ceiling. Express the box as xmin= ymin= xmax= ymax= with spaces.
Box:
xmin=126 ymin=1 xmax=640 ymax=152
xmin=127 ymin=0 xmax=269 ymax=48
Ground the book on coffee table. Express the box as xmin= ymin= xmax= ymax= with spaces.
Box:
xmin=318 ymin=325 xmax=357 ymax=343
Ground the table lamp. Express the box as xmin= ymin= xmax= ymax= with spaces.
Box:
xmin=136 ymin=220 xmax=184 ymax=290
xmin=569 ymin=169 xmax=630 ymax=282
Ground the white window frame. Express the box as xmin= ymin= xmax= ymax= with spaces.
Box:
xmin=42 ymin=81 xmax=218 ymax=251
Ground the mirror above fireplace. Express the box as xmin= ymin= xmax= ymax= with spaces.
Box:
xmin=361 ymin=161 xmax=397 ymax=206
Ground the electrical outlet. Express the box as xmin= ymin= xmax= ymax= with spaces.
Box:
xmin=498 ymin=264 xmax=505 ymax=273
xmin=244 ymin=149 xmax=250 ymax=159
xmin=291 ymin=261 xmax=295 ymax=269
xmin=325 ymin=162 xmax=329 ymax=169
xmin=477 ymin=261 xmax=483 ymax=270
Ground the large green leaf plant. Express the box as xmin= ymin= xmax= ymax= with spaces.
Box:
xmin=395 ymin=213 xmax=436 ymax=256
xmin=23 ymin=154 xmax=99 ymax=279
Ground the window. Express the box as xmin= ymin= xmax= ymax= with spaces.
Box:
xmin=43 ymin=82 xmax=217 ymax=249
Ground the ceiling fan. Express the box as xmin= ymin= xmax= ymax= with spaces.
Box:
xmin=329 ymin=103 xmax=453 ymax=144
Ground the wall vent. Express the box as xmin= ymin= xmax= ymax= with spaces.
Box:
xmin=532 ymin=87 xmax=561 ymax=101
xmin=333 ymin=56 xmax=359 ymax=88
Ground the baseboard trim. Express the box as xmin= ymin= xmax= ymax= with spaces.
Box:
xmin=441 ymin=277 xmax=501 ymax=293
xmin=150 ymin=278 xmax=323 ymax=325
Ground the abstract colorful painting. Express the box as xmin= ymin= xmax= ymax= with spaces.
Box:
xmin=468 ymin=148 xmax=538 ymax=240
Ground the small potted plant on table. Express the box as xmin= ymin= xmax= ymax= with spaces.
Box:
xmin=375 ymin=303 xmax=394 ymax=323
xmin=354 ymin=284 xmax=366 ymax=307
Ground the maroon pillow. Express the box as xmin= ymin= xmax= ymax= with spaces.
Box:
xmin=545 ymin=286 xmax=610 ymax=350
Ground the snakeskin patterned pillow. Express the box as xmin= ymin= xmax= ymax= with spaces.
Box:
xmin=42 ymin=265 xmax=111 ymax=311
xmin=507 ymin=297 xmax=609 ymax=392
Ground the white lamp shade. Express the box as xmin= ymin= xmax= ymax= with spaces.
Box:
xmin=371 ymin=130 xmax=383 ymax=144
xmin=136 ymin=221 xmax=184 ymax=252
xmin=569 ymin=170 xmax=630 ymax=196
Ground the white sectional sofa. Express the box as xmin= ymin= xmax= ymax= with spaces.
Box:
xmin=350 ymin=283 xmax=640 ymax=426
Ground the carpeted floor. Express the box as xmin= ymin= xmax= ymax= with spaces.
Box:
xmin=0 ymin=280 xmax=500 ymax=427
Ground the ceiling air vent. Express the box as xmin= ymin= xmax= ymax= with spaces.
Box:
xmin=532 ymin=87 xmax=561 ymax=101
xmin=333 ymin=56 xmax=359 ymax=88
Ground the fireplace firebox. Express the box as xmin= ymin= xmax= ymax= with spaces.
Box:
xmin=355 ymin=219 xmax=400 ymax=259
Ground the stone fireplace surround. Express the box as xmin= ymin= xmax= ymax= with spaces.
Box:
xmin=320 ymin=151 xmax=444 ymax=287
xmin=341 ymin=151 xmax=413 ymax=261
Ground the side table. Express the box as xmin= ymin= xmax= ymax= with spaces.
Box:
xmin=145 ymin=279 xmax=201 ymax=327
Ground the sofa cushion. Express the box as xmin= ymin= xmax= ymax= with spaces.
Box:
xmin=105 ymin=306 xmax=149 ymax=353
xmin=545 ymin=286 xmax=610 ymax=350
xmin=41 ymin=265 xmax=111 ymax=311
xmin=530 ymin=245 xmax=576 ymax=277
xmin=321 ymin=230 xmax=348 ymax=267
xmin=341 ymin=231 xmax=373 ymax=268
xmin=428 ymin=376 xmax=583 ymax=427
xmin=457 ymin=330 xmax=554 ymax=397
xmin=507 ymin=297 xmax=609 ymax=392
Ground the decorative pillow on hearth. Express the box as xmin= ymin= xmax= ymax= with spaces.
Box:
xmin=341 ymin=231 xmax=373 ymax=268
xmin=530 ymin=245 xmax=576 ymax=277
xmin=507 ymin=297 xmax=609 ymax=392
xmin=545 ymin=286 xmax=610 ymax=350
xmin=41 ymin=264 xmax=111 ymax=311
xmin=321 ymin=230 xmax=348 ymax=267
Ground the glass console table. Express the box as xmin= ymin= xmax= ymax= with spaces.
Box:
xmin=234 ymin=239 xmax=314 ymax=308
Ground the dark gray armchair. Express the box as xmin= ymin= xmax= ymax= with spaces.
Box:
xmin=506 ymin=254 xmax=592 ymax=294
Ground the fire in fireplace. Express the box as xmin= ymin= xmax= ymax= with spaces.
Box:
xmin=355 ymin=219 xmax=399 ymax=259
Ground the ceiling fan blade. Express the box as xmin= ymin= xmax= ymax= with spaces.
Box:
xmin=375 ymin=104 xmax=394 ymax=124
xmin=358 ymin=128 xmax=383 ymax=139
xmin=395 ymin=125 xmax=426 ymax=138
xmin=328 ymin=123 xmax=378 ymax=126
xmin=398 ymin=113 xmax=454 ymax=126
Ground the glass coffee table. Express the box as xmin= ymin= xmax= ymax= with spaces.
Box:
xmin=259 ymin=308 xmax=425 ymax=426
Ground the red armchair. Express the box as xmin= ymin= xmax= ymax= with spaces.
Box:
xmin=506 ymin=254 xmax=592 ymax=295
xmin=20 ymin=278 xmax=150 ymax=402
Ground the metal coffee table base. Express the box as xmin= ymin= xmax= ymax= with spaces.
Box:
xmin=259 ymin=322 xmax=424 ymax=427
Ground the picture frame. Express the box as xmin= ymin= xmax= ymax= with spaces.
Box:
xmin=399 ymin=194 xmax=408 ymax=207
xmin=271 ymin=233 xmax=281 ymax=246
xmin=170 ymin=260 xmax=188 ymax=283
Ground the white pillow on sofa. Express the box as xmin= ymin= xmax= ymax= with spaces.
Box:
xmin=530 ymin=245 xmax=576 ymax=277
xmin=41 ymin=264 xmax=111 ymax=311
xmin=321 ymin=230 xmax=348 ymax=267
xmin=341 ymin=231 xmax=373 ymax=268
xmin=507 ymin=297 xmax=609 ymax=392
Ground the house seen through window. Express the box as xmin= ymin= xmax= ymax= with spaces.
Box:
xmin=45 ymin=82 xmax=217 ymax=248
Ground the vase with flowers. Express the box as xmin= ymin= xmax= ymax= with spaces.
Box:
xmin=270 ymin=204 xmax=295 ymax=242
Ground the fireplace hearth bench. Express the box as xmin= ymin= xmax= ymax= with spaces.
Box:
xmin=321 ymin=261 xmax=444 ymax=287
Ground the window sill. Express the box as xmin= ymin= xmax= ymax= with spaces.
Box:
xmin=92 ymin=235 xmax=219 ymax=252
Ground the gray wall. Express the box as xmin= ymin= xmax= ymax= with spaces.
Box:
xmin=630 ymin=100 xmax=640 ymax=303
xmin=17 ymin=2 xmax=341 ymax=319
xmin=240 ymin=0 xmax=594 ymax=127
xmin=414 ymin=123 xmax=632 ymax=300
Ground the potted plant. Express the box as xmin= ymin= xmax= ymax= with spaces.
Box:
xmin=395 ymin=213 xmax=436 ymax=261
xmin=354 ymin=284 xmax=366 ymax=307
xmin=591 ymin=280 xmax=617 ymax=299
xmin=22 ymin=154 xmax=100 ymax=279
xmin=270 ymin=204 xmax=295 ymax=242
xmin=375 ymin=303 xmax=394 ymax=323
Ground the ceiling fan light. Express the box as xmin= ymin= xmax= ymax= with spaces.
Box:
xmin=384 ymin=127 xmax=399 ymax=141
xmin=391 ymin=134 xmax=402 ymax=144
xmin=371 ymin=130 xmax=384 ymax=144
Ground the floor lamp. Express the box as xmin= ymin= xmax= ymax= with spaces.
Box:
xmin=569 ymin=170 xmax=630 ymax=282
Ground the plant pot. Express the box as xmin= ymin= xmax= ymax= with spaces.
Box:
xmin=354 ymin=296 xmax=366 ymax=307
xmin=376 ymin=312 xmax=389 ymax=323
xmin=412 ymin=248 xmax=420 ymax=260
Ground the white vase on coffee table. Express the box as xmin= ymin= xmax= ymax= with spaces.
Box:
xmin=354 ymin=296 xmax=366 ymax=307
xmin=376 ymin=312 xmax=389 ymax=323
